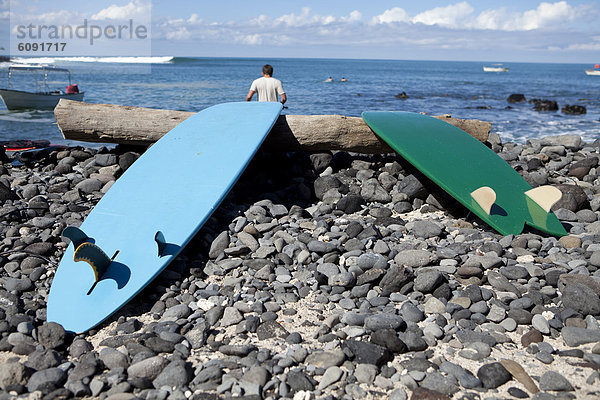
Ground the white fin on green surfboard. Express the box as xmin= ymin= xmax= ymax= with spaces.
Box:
xmin=470 ymin=186 xmax=496 ymax=215
xmin=524 ymin=186 xmax=563 ymax=213
xmin=471 ymin=185 xmax=562 ymax=216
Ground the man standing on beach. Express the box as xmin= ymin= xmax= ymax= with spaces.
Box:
xmin=246 ymin=64 xmax=287 ymax=104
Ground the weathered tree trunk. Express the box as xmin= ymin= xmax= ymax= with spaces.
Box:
xmin=54 ymin=99 xmax=491 ymax=153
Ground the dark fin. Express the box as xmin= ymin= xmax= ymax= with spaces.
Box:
xmin=87 ymin=282 xmax=98 ymax=296
xmin=73 ymin=242 xmax=117 ymax=295
xmin=155 ymin=231 xmax=167 ymax=257
xmin=63 ymin=226 xmax=89 ymax=249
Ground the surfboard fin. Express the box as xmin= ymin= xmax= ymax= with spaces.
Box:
xmin=155 ymin=231 xmax=167 ymax=257
xmin=73 ymin=242 xmax=119 ymax=295
xmin=525 ymin=186 xmax=563 ymax=213
xmin=63 ymin=226 xmax=89 ymax=249
xmin=470 ymin=186 xmax=496 ymax=215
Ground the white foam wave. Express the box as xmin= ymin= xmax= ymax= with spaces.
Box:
xmin=0 ymin=110 xmax=55 ymax=123
xmin=11 ymin=56 xmax=174 ymax=64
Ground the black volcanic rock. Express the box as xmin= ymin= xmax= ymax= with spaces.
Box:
xmin=562 ymin=104 xmax=586 ymax=115
xmin=507 ymin=94 xmax=526 ymax=103
xmin=530 ymin=99 xmax=558 ymax=111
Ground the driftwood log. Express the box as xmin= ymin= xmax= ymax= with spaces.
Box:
xmin=54 ymin=99 xmax=491 ymax=153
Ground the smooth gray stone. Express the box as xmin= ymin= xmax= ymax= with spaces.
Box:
xmin=400 ymin=302 xmax=425 ymax=323
xmin=305 ymin=350 xmax=345 ymax=368
xmin=536 ymin=351 xmax=554 ymax=364
xmin=394 ymin=249 xmax=436 ymax=268
xmin=354 ymin=363 xmax=377 ymax=384
xmin=414 ymin=270 xmax=445 ymax=293
xmin=364 ymin=313 xmax=405 ymax=331
xmin=342 ymin=312 xmax=368 ymax=326
xmin=0 ymin=361 xmax=28 ymax=389
xmin=99 ymin=348 xmax=129 ymax=370
xmin=411 ymin=220 xmax=442 ymax=238
xmin=26 ymin=368 xmax=67 ymax=393
xmin=539 ymin=371 xmax=574 ymax=391
xmin=127 ymin=356 xmax=169 ymax=381
xmin=37 ymin=322 xmax=67 ymax=350
xmin=532 ymin=314 xmax=550 ymax=334
xmin=562 ymin=327 xmax=600 ymax=346
xmin=420 ymin=371 xmax=459 ymax=395
xmin=318 ymin=366 xmax=343 ymax=390
xmin=161 ymin=304 xmax=191 ymax=321
xmin=220 ymin=307 xmax=243 ymax=327
xmin=562 ymin=283 xmax=600 ymax=316
xmin=317 ymin=263 xmax=340 ymax=278
xmin=74 ymin=178 xmax=102 ymax=194
xmin=357 ymin=253 xmax=388 ymax=270
xmin=4 ymin=278 xmax=33 ymax=293
xmin=152 ymin=360 xmax=192 ymax=389
xmin=208 ymin=231 xmax=229 ymax=258
xmin=477 ymin=362 xmax=511 ymax=389
xmin=242 ymin=366 xmax=270 ymax=386
xmin=286 ymin=370 xmax=314 ymax=391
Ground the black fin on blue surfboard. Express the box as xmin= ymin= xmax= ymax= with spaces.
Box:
xmin=155 ymin=231 xmax=167 ymax=257
xmin=73 ymin=242 xmax=120 ymax=295
xmin=63 ymin=226 xmax=89 ymax=249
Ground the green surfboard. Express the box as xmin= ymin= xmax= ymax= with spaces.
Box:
xmin=362 ymin=111 xmax=567 ymax=237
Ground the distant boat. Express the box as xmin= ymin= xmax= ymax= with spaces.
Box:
xmin=483 ymin=65 xmax=509 ymax=72
xmin=0 ymin=65 xmax=84 ymax=110
xmin=585 ymin=69 xmax=600 ymax=76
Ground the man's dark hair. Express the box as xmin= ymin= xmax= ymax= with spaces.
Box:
xmin=262 ymin=64 xmax=273 ymax=76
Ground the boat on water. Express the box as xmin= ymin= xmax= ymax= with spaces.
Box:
xmin=585 ymin=65 xmax=600 ymax=76
xmin=483 ymin=65 xmax=509 ymax=72
xmin=0 ymin=65 xmax=84 ymax=110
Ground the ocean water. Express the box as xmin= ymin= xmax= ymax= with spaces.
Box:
xmin=1 ymin=57 xmax=599 ymax=146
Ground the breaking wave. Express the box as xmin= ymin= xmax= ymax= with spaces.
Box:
xmin=11 ymin=56 xmax=174 ymax=64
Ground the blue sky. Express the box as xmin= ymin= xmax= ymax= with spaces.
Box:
xmin=2 ymin=0 xmax=600 ymax=62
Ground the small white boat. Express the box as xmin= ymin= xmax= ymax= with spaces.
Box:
xmin=585 ymin=69 xmax=600 ymax=76
xmin=483 ymin=65 xmax=509 ymax=72
xmin=0 ymin=65 xmax=84 ymax=110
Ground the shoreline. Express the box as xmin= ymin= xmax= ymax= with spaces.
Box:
xmin=0 ymin=133 xmax=599 ymax=399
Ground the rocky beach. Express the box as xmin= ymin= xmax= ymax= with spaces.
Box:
xmin=1 ymin=131 xmax=600 ymax=400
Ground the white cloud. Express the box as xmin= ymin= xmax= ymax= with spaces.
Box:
xmin=147 ymin=1 xmax=599 ymax=61
xmin=165 ymin=26 xmax=190 ymax=40
xmin=412 ymin=2 xmax=474 ymax=28
xmin=372 ymin=7 xmax=409 ymax=24
xmin=471 ymin=8 xmax=508 ymax=30
xmin=91 ymin=0 xmax=150 ymax=21
xmin=275 ymin=7 xmax=311 ymax=27
xmin=372 ymin=1 xmax=584 ymax=32
xmin=567 ymin=35 xmax=600 ymax=50
xmin=344 ymin=10 xmax=362 ymax=22
xmin=236 ymin=34 xmax=263 ymax=45
xmin=274 ymin=7 xmax=338 ymax=27
xmin=250 ymin=14 xmax=270 ymax=27
xmin=507 ymin=1 xmax=576 ymax=30
xmin=34 ymin=10 xmax=79 ymax=24
xmin=188 ymin=13 xmax=201 ymax=24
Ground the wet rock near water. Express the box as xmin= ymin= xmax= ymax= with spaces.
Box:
xmin=507 ymin=94 xmax=526 ymax=103
xmin=562 ymin=104 xmax=587 ymax=115
xmin=1 ymin=135 xmax=600 ymax=399
xmin=530 ymin=99 xmax=559 ymax=112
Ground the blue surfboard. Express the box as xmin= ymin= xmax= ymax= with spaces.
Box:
xmin=47 ymin=102 xmax=283 ymax=333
